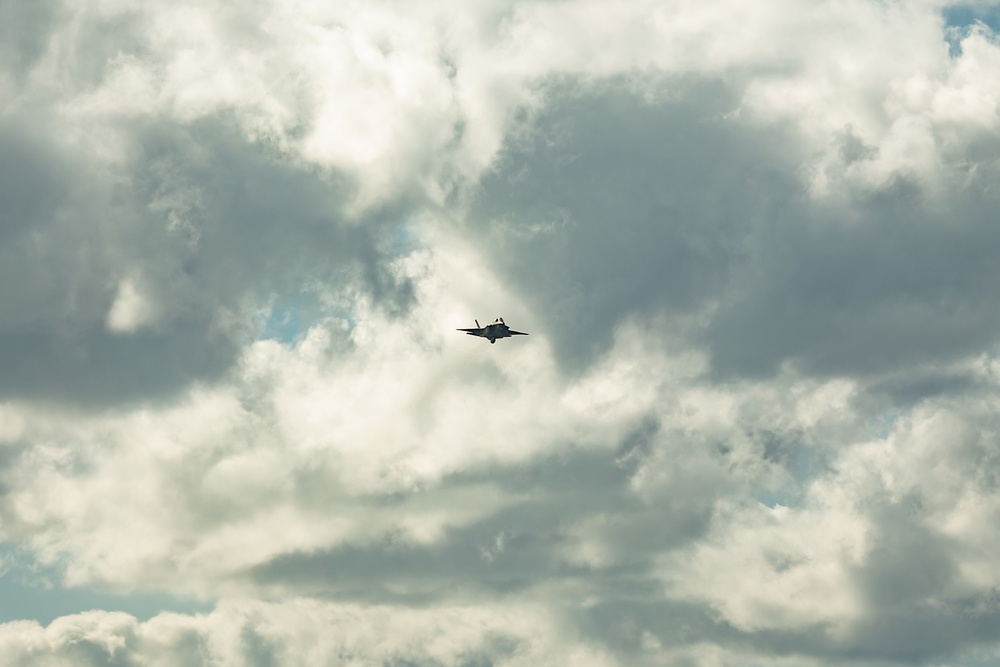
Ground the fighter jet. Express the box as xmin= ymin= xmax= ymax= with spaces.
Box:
xmin=457 ymin=317 xmax=529 ymax=344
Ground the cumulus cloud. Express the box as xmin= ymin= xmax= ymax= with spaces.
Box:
xmin=4 ymin=0 xmax=1000 ymax=665
xmin=0 ymin=600 xmax=623 ymax=667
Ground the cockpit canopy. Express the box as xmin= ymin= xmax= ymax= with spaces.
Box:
xmin=493 ymin=317 xmax=505 ymax=324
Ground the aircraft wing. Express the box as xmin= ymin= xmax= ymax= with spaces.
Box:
xmin=457 ymin=328 xmax=485 ymax=336
xmin=507 ymin=330 xmax=529 ymax=336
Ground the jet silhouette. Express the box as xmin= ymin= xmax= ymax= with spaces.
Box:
xmin=457 ymin=317 xmax=529 ymax=344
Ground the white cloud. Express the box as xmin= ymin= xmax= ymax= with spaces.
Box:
xmin=663 ymin=501 xmax=870 ymax=634
xmin=0 ymin=600 xmax=620 ymax=667
xmin=4 ymin=0 xmax=1000 ymax=665
xmin=659 ymin=362 xmax=1000 ymax=655
xmin=0 ymin=236 xmax=666 ymax=595
xmin=106 ymin=277 xmax=159 ymax=333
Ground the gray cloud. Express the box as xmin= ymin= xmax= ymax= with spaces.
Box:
xmin=5 ymin=2 xmax=1000 ymax=666
xmin=707 ymin=178 xmax=1000 ymax=380
xmin=0 ymin=0 xmax=62 ymax=79
xmin=471 ymin=77 xmax=793 ymax=370
xmin=470 ymin=74 xmax=1000 ymax=388
xmin=0 ymin=113 xmax=414 ymax=406
xmin=249 ymin=436 xmax=717 ymax=603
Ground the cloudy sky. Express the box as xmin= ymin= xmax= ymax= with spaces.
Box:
xmin=4 ymin=1 xmax=1000 ymax=665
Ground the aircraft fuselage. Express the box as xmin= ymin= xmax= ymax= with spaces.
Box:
xmin=456 ymin=317 xmax=528 ymax=344
xmin=484 ymin=323 xmax=509 ymax=343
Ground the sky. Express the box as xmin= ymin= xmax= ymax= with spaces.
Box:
xmin=3 ymin=0 xmax=1000 ymax=665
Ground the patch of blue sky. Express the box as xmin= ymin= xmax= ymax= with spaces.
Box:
xmin=755 ymin=411 xmax=906 ymax=510
xmin=387 ymin=221 xmax=419 ymax=256
xmin=942 ymin=4 xmax=1000 ymax=56
xmin=0 ymin=544 xmax=212 ymax=625
xmin=787 ymin=444 xmax=818 ymax=483
xmin=754 ymin=444 xmax=817 ymax=509
xmin=259 ymin=299 xmax=309 ymax=344
xmin=870 ymin=409 xmax=902 ymax=440
xmin=753 ymin=487 xmax=798 ymax=509
xmin=257 ymin=293 xmax=358 ymax=346
xmin=258 ymin=288 xmax=330 ymax=344
xmin=256 ymin=220 xmax=417 ymax=345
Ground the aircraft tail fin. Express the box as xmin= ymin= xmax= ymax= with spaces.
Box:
xmin=475 ymin=319 xmax=480 ymax=328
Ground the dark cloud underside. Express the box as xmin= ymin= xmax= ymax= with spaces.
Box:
xmin=0 ymin=115 xmax=413 ymax=405
xmin=473 ymin=76 xmax=1000 ymax=384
